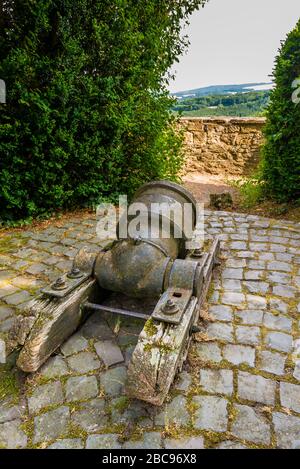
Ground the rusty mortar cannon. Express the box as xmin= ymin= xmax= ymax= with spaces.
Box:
xmin=12 ymin=181 xmax=220 ymax=406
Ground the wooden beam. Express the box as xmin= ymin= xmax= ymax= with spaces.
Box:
xmin=126 ymin=238 xmax=220 ymax=405
xmin=16 ymin=278 xmax=99 ymax=373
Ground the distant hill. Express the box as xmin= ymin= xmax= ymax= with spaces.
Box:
xmin=173 ymin=82 xmax=273 ymax=100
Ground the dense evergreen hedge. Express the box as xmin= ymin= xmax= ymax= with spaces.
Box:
xmin=0 ymin=1 xmax=206 ymax=223
xmin=262 ymin=19 xmax=300 ymax=202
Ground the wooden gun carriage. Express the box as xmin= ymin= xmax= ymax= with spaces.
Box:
xmin=13 ymin=181 xmax=220 ymax=406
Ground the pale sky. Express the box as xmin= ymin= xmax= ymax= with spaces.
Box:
xmin=170 ymin=0 xmax=300 ymax=92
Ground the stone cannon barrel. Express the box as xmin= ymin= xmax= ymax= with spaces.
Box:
xmin=94 ymin=180 xmax=198 ymax=299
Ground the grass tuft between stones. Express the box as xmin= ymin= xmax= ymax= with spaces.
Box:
xmin=0 ymin=365 xmax=20 ymax=402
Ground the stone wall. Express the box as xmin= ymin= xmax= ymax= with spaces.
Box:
xmin=180 ymin=117 xmax=266 ymax=176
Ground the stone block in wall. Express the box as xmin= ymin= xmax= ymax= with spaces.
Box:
xmin=193 ymin=131 xmax=207 ymax=146
xmin=240 ymin=125 xmax=263 ymax=134
xmin=184 ymin=131 xmax=194 ymax=145
xmin=225 ymin=125 xmax=242 ymax=133
xmin=180 ymin=119 xmax=204 ymax=132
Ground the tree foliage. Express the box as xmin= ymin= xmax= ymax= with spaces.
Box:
xmin=0 ymin=0 xmax=207 ymax=222
xmin=262 ymin=19 xmax=300 ymax=202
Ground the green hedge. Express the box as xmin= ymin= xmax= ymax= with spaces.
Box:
xmin=262 ymin=19 xmax=300 ymax=202
xmin=0 ymin=1 xmax=206 ymax=223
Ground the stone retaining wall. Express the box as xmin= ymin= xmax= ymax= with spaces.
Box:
xmin=180 ymin=117 xmax=266 ymax=176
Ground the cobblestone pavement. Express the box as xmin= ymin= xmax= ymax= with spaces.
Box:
xmin=0 ymin=210 xmax=300 ymax=449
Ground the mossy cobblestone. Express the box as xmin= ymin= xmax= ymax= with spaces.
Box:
xmin=0 ymin=210 xmax=299 ymax=448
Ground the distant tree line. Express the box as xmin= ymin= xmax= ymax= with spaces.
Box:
xmin=173 ymin=91 xmax=270 ymax=117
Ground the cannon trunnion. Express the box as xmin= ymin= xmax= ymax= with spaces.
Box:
xmin=13 ymin=181 xmax=220 ymax=406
